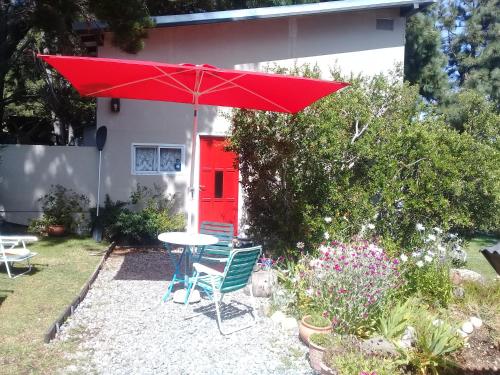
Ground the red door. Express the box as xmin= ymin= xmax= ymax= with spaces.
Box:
xmin=199 ymin=137 xmax=239 ymax=235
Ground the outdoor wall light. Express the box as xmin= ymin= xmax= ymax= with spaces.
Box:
xmin=110 ymin=98 xmax=120 ymax=113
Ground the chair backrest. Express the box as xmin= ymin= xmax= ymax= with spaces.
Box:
xmin=220 ymin=245 xmax=261 ymax=294
xmin=200 ymin=221 xmax=234 ymax=257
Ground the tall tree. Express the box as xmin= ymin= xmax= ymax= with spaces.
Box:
xmin=404 ymin=8 xmax=449 ymax=102
xmin=439 ymin=0 xmax=500 ymax=106
xmin=0 ymin=0 xmax=153 ymax=144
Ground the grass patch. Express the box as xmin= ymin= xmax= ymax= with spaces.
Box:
xmin=0 ymin=236 xmax=108 ymax=374
xmin=463 ymin=235 xmax=498 ymax=280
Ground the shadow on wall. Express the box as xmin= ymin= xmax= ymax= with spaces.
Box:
xmin=0 ymin=144 xmax=99 ymax=225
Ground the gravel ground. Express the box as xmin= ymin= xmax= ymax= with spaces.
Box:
xmin=55 ymin=249 xmax=313 ymax=375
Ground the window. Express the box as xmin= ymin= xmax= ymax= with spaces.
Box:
xmin=132 ymin=144 xmax=184 ymax=175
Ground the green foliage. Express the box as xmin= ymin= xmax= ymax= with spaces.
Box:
xmin=108 ymin=184 xmax=185 ymax=244
xmin=309 ymin=333 xmax=335 ymax=348
xmin=304 ymin=314 xmax=331 ymax=328
xmin=403 ymin=315 xmax=462 ymax=374
xmin=377 ymin=300 xmax=413 ymax=340
xmin=439 ymin=0 xmax=500 ymax=106
xmin=455 ymin=281 xmax=500 ymax=345
xmin=404 ymin=7 xmax=449 ymax=101
xmin=28 ymin=185 xmax=89 ymax=234
xmin=230 ymin=66 xmax=500 ymax=254
xmin=324 ymin=349 xmax=401 ymax=375
xmin=89 ymin=195 xmax=128 ymax=241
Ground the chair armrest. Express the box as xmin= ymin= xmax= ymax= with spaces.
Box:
xmin=193 ymin=262 xmax=223 ymax=276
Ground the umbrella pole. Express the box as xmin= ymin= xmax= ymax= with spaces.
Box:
xmin=189 ymin=95 xmax=199 ymax=232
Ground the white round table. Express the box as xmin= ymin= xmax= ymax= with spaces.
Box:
xmin=158 ymin=231 xmax=219 ymax=303
xmin=158 ymin=232 xmax=218 ymax=247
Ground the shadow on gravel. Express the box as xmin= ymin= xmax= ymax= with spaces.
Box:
xmin=190 ymin=299 xmax=255 ymax=323
xmin=113 ymin=249 xmax=174 ymax=281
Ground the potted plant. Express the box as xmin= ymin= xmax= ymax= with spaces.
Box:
xmin=28 ymin=185 xmax=89 ymax=236
xmin=309 ymin=333 xmax=335 ymax=372
xmin=299 ymin=313 xmax=332 ymax=344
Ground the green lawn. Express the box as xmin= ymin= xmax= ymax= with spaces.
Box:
xmin=0 ymin=236 xmax=108 ymax=374
xmin=464 ymin=235 xmax=498 ymax=280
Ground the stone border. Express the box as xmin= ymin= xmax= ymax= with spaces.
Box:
xmin=43 ymin=242 xmax=116 ymax=343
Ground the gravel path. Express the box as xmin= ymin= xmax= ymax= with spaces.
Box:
xmin=55 ymin=249 xmax=313 ymax=375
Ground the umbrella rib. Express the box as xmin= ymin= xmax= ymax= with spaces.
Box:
xmin=154 ymin=66 xmax=195 ymax=95
xmin=202 ymin=71 xmax=291 ymax=112
xmin=199 ymin=73 xmax=247 ymax=96
xmin=151 ymin=78 xmax=193 ymax=95
xmin=85 ymin=73 xmax=168 ymax=96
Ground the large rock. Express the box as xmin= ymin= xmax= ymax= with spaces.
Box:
xmin=270 ymin=311 xmax=287 ymax=325
xmin=360 ymin=336 xmax=398 ymax=358
xmin=450 ymin=268 xmax=485 ymax=284
xmin=281 ymin=317 xmax=298 ymax=331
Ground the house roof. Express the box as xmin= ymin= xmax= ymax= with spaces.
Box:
xmin=74 ymin=0 xmax=434 ymax=32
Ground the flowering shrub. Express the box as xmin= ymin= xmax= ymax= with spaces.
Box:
xmin=293 ymin=240 xmax=402 ymax=334
xmin=400 ymin=225 xmax=457 ymax=306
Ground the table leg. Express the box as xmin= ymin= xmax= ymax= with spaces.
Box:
xmin=162 ymin=245 xmax=186 ymax=302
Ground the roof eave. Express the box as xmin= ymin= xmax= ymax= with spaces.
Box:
xmin=74 ymin=0 xmax=435 ymax=32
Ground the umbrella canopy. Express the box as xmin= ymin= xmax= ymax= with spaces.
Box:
xmin=38 ymin=54 xmax=348 ymax=230
xmin=37 ymin=54 xmax=348 ymax=113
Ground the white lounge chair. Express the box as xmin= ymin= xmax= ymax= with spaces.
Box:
xmin=0 ymin=236 xmax=38 ymax=278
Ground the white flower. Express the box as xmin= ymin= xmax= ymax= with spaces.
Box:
xmin=368 ymin=243 xmax=383 ymax=253
xmin=416 ymin=260 xmax=424 ymax=268
xmin=424 ymin=255 xmax=433 ymax=263
xmin=309 ymin=259 xmax=320 ymax=268
xmin=400 ymin=254 xmax=408 ymax=262
xmin=412 ymin=251 xmax=422 ymax=258
xmin=433 ymin=227 xmax=443 ymax=234
xmin=324 ymin=217 xmax=332 ymax=223
xmin=319 ymin=245 xmax=330 ymax=255
xmin=427 ymin=234 xmax=436 ymax=241
xmin=437 ymin=245 xmax=446 ymax=254
xmin=427 ymin=251 xmax=435 ymax=257
xmin=324 ymin=232 xmax=330 ymax=240
xmin=296 ymin=242 xmax=305 ymax=249
xmin=416 ymin=223 xmax=425 ymax=232
xmin=373 ymin=213 xmax=379 ymax=220
xmin=305 ymin=288 xmax=314 ymax=296
xmin=367 ymin=223 xmax=375 ymax=230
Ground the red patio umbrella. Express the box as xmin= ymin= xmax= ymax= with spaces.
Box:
xmin=37 ymin=54 xmax=348 ymax=228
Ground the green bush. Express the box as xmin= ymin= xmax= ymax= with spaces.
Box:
xmin=89 ymin=195 xmax=128 ymax=241
xmin=108 ymin=184 xmax=185 ymax=244
xmin=28 ymin=184 xmax=89 ymax=234
xmin=324 ymin=349 xmax=401 ymax=375
xmin=229 ymin=65 xmax=500 ymax=254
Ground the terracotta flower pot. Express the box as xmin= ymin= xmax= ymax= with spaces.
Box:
xmin=47 ymin=225 xmax=65 ymax=236
xmin=299 ymin=315 xmax=332 ymax=344
xmin=309 ymin=340 xmax=328 ymax=372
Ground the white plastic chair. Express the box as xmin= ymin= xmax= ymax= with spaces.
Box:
xmin=0 ymin=236 xmax=38 ymax=278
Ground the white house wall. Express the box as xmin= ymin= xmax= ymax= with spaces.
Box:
xmin=0 ymin=8 xmax=406 ymax=228
xmin=96 ymin=8 xmax=405 ymax=232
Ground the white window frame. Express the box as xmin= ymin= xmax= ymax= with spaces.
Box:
xmin=131 ymin=143 xmax=185 ymax=175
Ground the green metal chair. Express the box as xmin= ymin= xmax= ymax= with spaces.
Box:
xmin=198 ymin=221 xmax=234 ymax=263
xmin=186 ymin=245 xmax=261 ymax=335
